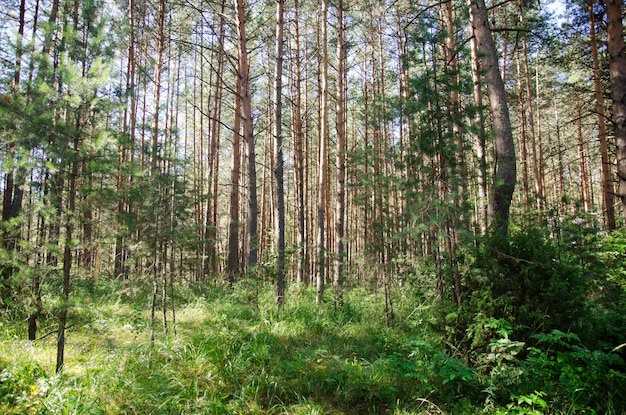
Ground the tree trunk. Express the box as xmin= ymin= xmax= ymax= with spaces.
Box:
xmin=273 ymin=0 xmax=286 ymax=306
xmin=518 ymin=0 xmax=542 ymax=213
xmin=235 ymin=0 xmax=258 ymax=273
xmin=589 ymin=0 xmax=616 ymax=230
xmin=469 ymin=8 xmax=488 ymax=234
xmin=149 ymin=0 xmax=166 ymax=344
xmin=115 ymin=0 xmax=136 ymax=280
xmin=576 ymin=104 xmax=590 ymax=212
xmin=515 ymin=49 xmax=530 ymax=206
xmin=205 ymin=4 xmax=226 ymax=278
xmin=227 ymin=78 xmax=242 ymax=285
xmin=316 ymin=0 xmax=329 ymax=304
xmin=292 ymin=0 xmax=307 ymax=285
xmin=151 ymin=0 xmax=166 ymax=171
xmin=443 ymin=0 xmax=465 ymax=212
xmin=41 ymin=0 xmax=60 ymax=56
xmin=606 ymin=0 xmax=626 ymax=222
xmin=334 ymin=0 xmax=346 ymax=309
xmin=57 ymin=122 xmax=80 ymax=373
xmin=469 ymin=0 xmax=516 ymax=236
xmin=554 ymin=102 xmax=566 ymax=201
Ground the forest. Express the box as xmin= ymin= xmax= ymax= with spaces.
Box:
xmin=1 ymin=0 xmax=626 ymax=413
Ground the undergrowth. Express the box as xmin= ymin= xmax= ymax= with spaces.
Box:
xmin=1 ymin=268 xmax=624 ymax=414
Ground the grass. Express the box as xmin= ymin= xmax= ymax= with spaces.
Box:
xmin=1 ymin=277 xmax=623 ymax=414
xmin=0 ymin=279 xmax=438 ymax=414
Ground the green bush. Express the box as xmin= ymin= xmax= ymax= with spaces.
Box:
xmin=472 ymin=226 xmax=588 ymax=342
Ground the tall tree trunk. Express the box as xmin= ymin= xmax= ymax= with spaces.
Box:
xmin=273 ymin=0 xmax=285 ymax=306
xmin=469 ymin=8 xmax=488 ymax=234
xmin=316 ymin=0 xmax=329 ymax=304
xmin=443 ymin=0 xmax=465 ymax=210
xmin=195 ymin=20 xmax=206 ymax=281
xmin=442 ymin=1 xmax=462 ymax=306
xmin=115 ymin=0 xmax=136 ymax=280
xmin=535 ymin=54 xmax=547 ymax=216
xmin=395 ymin=4 xmax=410 ymax=256
xmin=469 ymin=0 xmax=517 ymax=236
xmin=57 ymin=106 xmax=81 ymax=373
xmin=292 ymin=0 xmax=307 ymax=285
xmin=235 ymin=0 xmax=258 ymax=273
xmin=518 ymin=0 xmax=542 ymax=213
xmin=515 ymin=49 xmax=530 ymax=206
xmin=151 ymin=0 xmax=166 ymax=171
xmin=11 ymin=0 xmax=26 ymax=94
xmin=334 ymin=0 xmax=346 ymax=309
xmin=376 ymin=9 xmax=388 ymax=266
xmin=42 ymin=0 xmax=60 ymax=56
xmin=149 ymin=0 xmax=167 ymax=343
xmin=206 ymin=5 xmax=226 ymax=278
xmin=227 ymin=78 xmax=242 ymax=284
xmin=554 ymin=102 xmax=566 ymax=203
xmin=576 ymin=104 xmax=590 ymax=212
xmin=259 ymin=118 xmax=271 ymax=263
xmin=589 ymin=0 xmax=616 ymax=230
xmin=605 ymin=0 xmax=626 ymax=222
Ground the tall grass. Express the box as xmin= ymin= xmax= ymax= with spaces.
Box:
xmin=1 ymin=277 xmax=623 ymax=414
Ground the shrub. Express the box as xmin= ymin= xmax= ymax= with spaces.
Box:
xmin=472 ymin=226 xmax=588 ymax=342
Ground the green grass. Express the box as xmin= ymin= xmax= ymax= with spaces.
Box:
xmin=0 ymin=280 xmax=437 ymax=414
xmin=0 ymin=278 xmax=623 ymax=414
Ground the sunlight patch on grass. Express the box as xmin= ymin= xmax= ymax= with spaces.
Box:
xmin=0 ymin=337 xmax=56 ymax=372
xmin=175 ymin=297 xmax=212 ymax=323
xmin=276 ymin=402 xmax=336 ymax=414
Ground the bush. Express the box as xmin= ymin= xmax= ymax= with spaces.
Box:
xmin=472 ymin=226 xmax=588 ymax=342
xmin=494 ymin=330 xmax=626 ymax=413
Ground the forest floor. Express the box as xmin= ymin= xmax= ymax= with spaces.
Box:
xmin=0 ymin=277 xmax=620 ymax=414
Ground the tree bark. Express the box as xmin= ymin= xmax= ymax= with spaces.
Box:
xmin=234 ymin=0 xmax=258 ymax=273
xmin=149 ymin=0 xmax=167 ymax=344
xmin=469 ymin=8 xmax=488 ymax=234
xmin=151 ymin=0 xmax=166 ymax=171
xmin=292 ymin=0 xmax=307 ymax=285
xmin=443 ymin=0 xmax=465 ymax=209
xmin=589 ymin=0 xmax=615 ymax=230
xmin=334 ymin=0 xmax=346 ymax=309
xmin=576 ymin=104 xmax=591 ymax=212
xmin=316 ymin=0 xmax=329 ymax=304
xmin=273 ymin=0 xmax=286 ymax=306
xmin=605 ymin=0 xmax=626 ymax=222
xmin=515 ymin=49 xmax=530 ymax=206
xmin=227 ymin=78 xmax=242 ymax=285
xmin=469 ymin=0 xmax=516 ymax=236
xmin=57 ymin=113 xmax=81 ymax=373
xmin=205 ymin=4 xmax=226 ymax=278
xmin=518 ymin=0 xmax=542 ymax=213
